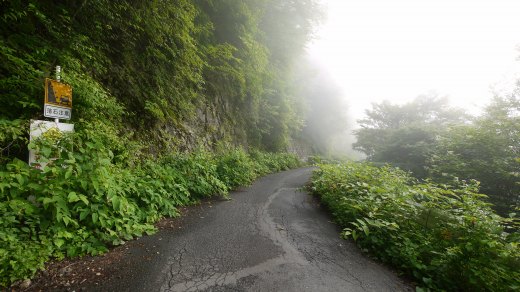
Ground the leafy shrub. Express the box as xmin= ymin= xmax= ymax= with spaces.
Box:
xmin=216 ymin=148 xmax=256 ymax=188
xmin=249 ymin=150 xmax=301 ymax=175
xmin=311 ymin=162 xmax=520 ymax=291
xmin=0 ymin=119 xmax=27 ymax=164
xmin=0 ymin=129 xmax=301 ymax=286
xmin=161 ymin=149 xmax=228 ymax=199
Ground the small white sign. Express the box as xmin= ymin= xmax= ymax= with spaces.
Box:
xmin=29 ymin=120 xmax=74 ymax=168
xmin=44 ymin=104 xmax=72 ymax=120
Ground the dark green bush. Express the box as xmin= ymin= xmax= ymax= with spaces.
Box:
xmin=249 ymin=150 xmax=302 ymax=174
xmin=161 ymin=150 xmax=228 ymax=199
xmin=216 ymin=148 xmax=256 ymax=189
xmin=311 ymin=162 xmax=520 ymax=291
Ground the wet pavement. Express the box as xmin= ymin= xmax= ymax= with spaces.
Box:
xmin=85 ymin=168 xmax=412 ymax=292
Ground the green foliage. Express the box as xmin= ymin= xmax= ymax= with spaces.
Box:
xmin=0 ymin=119 xmax=28 ymax=164
xmin=248 ymin=149 xmax=302 ymax=175
xmin=311 ymin=162 xmax=520 ymax=291
xmin=161 ymin=149 xmax=228 ymax=199
xmin=215 ymin=147 xmax=257 ymax=189
xmin=195 ymin=0 xmax=323 ymax=151
xmin=353 ymin=94 xmax=467 ymax=177
xmin=1 ymin=0 xmax=322 ymax=157
xmin=354 ymin=93 xmax=520 ymax=215
xmin=428 ymin=95 xmax=520 ymax=214
xmin=0 ymin=126 xmax=301 ymax=286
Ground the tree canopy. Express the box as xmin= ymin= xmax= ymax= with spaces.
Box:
xmin=354 ymin=91 xmax=520 ymax=214
xmin=353 ymin=94 xmax=466 ymax=177
xmin=428 ymin=94 xmax=520 ymax=213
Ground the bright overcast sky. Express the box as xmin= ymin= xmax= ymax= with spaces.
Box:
xmin=307 ymin=0 xmax=520 ymax=121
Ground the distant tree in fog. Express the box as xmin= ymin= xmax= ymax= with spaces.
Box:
xmin=353 ymin=94 xmax=467 ymax=177
xmin=428 ymin=94 xmax=520 ymax=213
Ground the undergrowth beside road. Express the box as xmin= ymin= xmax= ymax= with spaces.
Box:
xmin=0 ymin=134 xmax=301 ymax=287
xmin=310 ymin=162 xmax=520 ymax=291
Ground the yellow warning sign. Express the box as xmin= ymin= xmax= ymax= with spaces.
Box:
xmin=45 ymin=78 xmax=72 ymax=108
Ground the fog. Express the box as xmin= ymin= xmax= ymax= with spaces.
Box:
xmin=295 ymin=58 xmax=361 ymax=159
xmin=296 ymin=0 xmax=520 ymax=215
xmin=307 ymin=0 xmax=520 ymax=122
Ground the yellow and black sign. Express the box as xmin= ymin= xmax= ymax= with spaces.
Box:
xmin=45 ymin=78 xmax=72 ymax=108
xmin=44 ymin=78 xmax=72 ymax=120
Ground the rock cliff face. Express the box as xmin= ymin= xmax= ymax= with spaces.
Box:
xmin=155 ymin=97 xmax=312 ymax=159
xmin=1 ymin=0 xmax=324 ymax=163
xmin=286 ymin=138 xmax=313 ymax=160
xmin=155 ymin=98 xmax=246 ymax=153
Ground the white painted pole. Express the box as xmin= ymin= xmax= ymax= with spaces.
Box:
xmin=56 ymin=65 xmax=61 ymax=82
xmin=55 ymin=65 xmax=61 ymax=124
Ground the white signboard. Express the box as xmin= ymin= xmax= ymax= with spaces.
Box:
xmin=29 ymin=120 xmax=74 ymax=168
xmin=44 ymin=104 xmax=72 ymax=119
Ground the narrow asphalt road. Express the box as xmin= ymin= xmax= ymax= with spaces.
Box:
xmin=87 ymin=168 xmax=412 ymax=292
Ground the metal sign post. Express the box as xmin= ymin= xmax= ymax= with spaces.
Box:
xmin=29 ymin=66 xmax=75 ymax=167
xmin=56 ymin=65 xmax=61 ymax=82
xmin=55 ymin=66 xmax=61 ymax=124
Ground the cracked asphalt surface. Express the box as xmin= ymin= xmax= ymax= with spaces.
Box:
xmin=87 ymin=167 xmax=412 ymax=292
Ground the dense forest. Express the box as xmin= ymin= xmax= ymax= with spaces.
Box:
xmin=0 ymin=0 xmax=329 ymax=157
xmin=0 ymin=0 xmax=331 ymax=286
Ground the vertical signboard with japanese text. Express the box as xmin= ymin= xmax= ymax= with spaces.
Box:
xmin=44 ymin=78 xmax=72 ymax=119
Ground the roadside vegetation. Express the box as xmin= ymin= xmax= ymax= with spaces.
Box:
xmin=3 ymin=0 xmax=519 ymax=290
xmin=0 ymin=129 xmax=301 ymax=286
xmin=311 ymin=162 xmax=520 ymax=291
xmin=354 ymin=93 xmax=520 ymax=215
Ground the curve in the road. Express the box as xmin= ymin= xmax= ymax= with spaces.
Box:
xmin=88 ymin=168 xmax=412 ymax=292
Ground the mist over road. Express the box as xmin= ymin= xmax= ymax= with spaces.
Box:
xmin=88 ymin=168 xmax=411 ymax=291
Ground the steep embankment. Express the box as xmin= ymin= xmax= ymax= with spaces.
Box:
xmin=1 ymin=1 xmax=319 ymax=155
xmin=0 ymin=1 xmax=322 ymax=287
